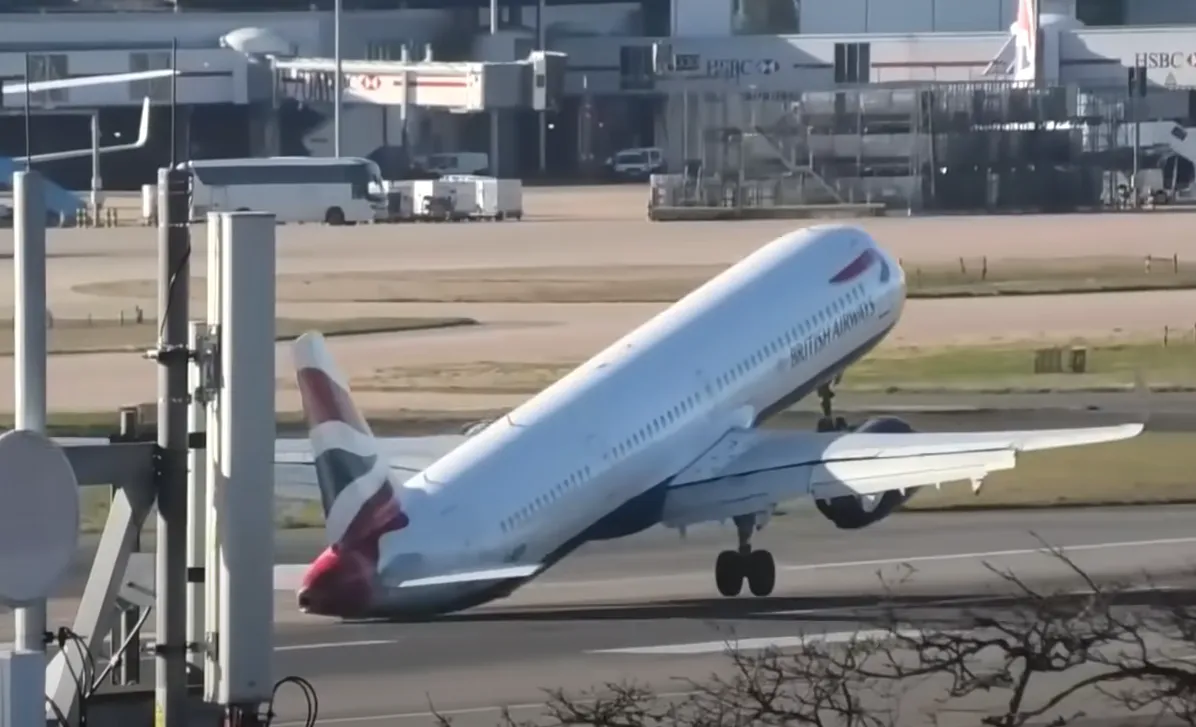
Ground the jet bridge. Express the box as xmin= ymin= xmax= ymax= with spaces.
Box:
xmin=272 ymin=51 xmax=565 ymax=113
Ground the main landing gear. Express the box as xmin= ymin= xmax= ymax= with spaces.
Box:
xmin=714 ymin=514 xmax=776 ymax=597
xmin=713 ymin=380 xmax=856 ymax=599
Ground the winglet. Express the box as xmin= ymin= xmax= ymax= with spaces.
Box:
xmin=1132 ymin=368 xmax=1153 ymax=429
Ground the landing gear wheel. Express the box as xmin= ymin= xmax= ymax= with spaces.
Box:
xmin=746 ymin=550 xmax=776 ymax=596
xmin=816 ymin=383 xmax=851 ymax=432
xmin=715 ymin=550 xmax=744 ymax=597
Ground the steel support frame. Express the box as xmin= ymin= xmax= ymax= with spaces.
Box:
xmin=42 ymin=166 xmax=194 ymax=727
xmin=44 ymin=443 xmax=157 ymax=724
xmin=35 ymin=176 xmax=278 ymax=727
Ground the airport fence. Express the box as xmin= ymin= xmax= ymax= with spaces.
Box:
xmin=655 ymin=80 xmax=1151 ymax=214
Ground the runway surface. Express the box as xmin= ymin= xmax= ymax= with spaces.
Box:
xmin=19 ymin=505 xmax=1196 ymax=726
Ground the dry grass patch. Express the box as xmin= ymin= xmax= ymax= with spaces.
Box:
xmin=0 ymin=315 xmax=475 ymax=356
xmin=352 ymin=339 xmax=1196 ymax=396
xmin=71 ymin=256 xmax=1196 ymax=305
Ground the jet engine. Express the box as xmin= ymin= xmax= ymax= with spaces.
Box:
xmin=462 ymin=416 xmax=501 ymax=437
xmin=813 ymin=416 xmax=922 ymax=530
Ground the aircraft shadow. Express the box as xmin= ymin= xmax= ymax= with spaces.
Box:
xmin=352 ymin=587 xmax=1196 ymax=625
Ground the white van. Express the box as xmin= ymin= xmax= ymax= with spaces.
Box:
xmin=179 ymin=156 xmax=387 ymax=225
xmin=607 ymin=147 xmax=665 ymax=180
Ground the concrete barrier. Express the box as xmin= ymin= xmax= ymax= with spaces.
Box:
xmin=647 ymin=204 xmax=887 ymax=222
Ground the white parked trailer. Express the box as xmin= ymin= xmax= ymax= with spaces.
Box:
xmin=439 ymin=175 xmax=523 ymax=220
xmin=177 ymin=156 xmax=387 ymax=225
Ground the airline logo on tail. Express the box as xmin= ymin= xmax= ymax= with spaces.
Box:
xmin=293 ymin=333 xmax=411 ymax=614
xmin=1012 ymin=0 xmax=1038 ymax=83
xmin=293 ymin=334 xmax=411 ymax=552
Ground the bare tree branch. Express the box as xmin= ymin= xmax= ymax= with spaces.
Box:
xmin=434 ymin=541 xmax=1196 ymax=727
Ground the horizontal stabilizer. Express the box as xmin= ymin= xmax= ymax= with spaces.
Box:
xmin=398 ymin=564 xmax=542 ymax=588
xmin=274 ymin=564 xmax=308 ymax=592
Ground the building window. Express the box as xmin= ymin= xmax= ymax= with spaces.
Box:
xmin=366 ymin=41 xmax=408 ymax=61
xmin=1076 ymin=0 xmax=1124 ymax=26
xmin=619 ymin=45 xmax=654 ymax=91
xmin=129 ymin=51 xmax=172 ymax=103
xmin=27 ymin=54 xmax=68 ymax=107
xmin=833 ymin=42 xmax=870 ymax=84
xmin=732 ymin=0 xmax=799 ymax=35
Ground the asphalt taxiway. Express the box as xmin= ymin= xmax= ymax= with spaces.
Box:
xmin=18 ymin=505 xmax=1194 ymax=727
xmin=259 ymin=505 xmax=1196 ymax=726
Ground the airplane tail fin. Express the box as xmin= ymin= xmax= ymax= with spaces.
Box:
xmin=293 ymin=333 xmax=409 ymax=549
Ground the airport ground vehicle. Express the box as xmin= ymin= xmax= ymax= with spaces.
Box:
xmin=179 ymin=156 xmax=386 ymax=225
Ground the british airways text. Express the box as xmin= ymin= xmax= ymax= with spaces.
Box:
xmin=788 ymin=299 xmax=877 ymax=367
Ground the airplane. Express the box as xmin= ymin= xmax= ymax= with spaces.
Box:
xmin=268 ymin=223 xmax=1144 ymax=620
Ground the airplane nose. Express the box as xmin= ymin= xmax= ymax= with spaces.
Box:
xmin=297 ymin=546 xmax=373 ymax=616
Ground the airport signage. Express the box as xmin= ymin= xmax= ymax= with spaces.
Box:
xmin=705 ymin=58 xmax=781 ymax=81
xmin=1133 ymin=52 xmax=1196 ymax=69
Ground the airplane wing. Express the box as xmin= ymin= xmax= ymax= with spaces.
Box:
xmin=272 ymin=433 xmax=468 ymax=501
xmin=46 ymin=433 xmax=466 ymax=502
xmin=659 ymin=423 xmax=1144 ymax=530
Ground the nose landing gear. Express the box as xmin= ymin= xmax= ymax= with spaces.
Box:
xmin=714 ymin=514 xmax=776 ymax=597
xmin=816 ymin=381 xmax=851 ymax=432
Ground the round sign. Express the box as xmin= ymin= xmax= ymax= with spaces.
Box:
xmin=359 ymin=75 xmax=381 ymax=91
xmin=0 ymin=429 xmax=80 ymax=605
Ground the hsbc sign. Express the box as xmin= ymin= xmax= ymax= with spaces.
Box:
xmin=705 ymin=58 xmax=781 ymax=80
xmin=1134 ymin=52 xmax=1196 ymax=68
xmin=657 ymin=46 xmax=783 ymax=82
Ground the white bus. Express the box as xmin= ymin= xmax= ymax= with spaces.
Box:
xmin=178 ymin=156 xmax=387 ymax=225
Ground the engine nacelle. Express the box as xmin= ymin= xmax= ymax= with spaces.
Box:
xmin=461 ymin=416 xmax=501 ymax=437
xmin=814 ymin=416 xmax=922 ymax=530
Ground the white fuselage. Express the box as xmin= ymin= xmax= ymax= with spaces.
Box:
xmin=368 ymin=225 xmax=907 ymax=616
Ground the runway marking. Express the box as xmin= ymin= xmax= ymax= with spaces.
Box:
xmin=275 ymin=639 xmax=397 ymax=652
xmin=537 ymin=536 xmax=1196 ymax=590
xmin=766 ymin=594 xmax=996 ymax=616
xmin=774 ymin=537 xmax=1196 ymax=574
xmin=586 ymin=627 xmax=928 ymax=656
xmin=272 ymin=688 xmax=708 ymax=726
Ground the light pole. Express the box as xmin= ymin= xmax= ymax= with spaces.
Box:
xmin=333 ymin=0 xmax=343 ymax=158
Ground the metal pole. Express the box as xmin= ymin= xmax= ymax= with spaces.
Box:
xmin=13 ymin=169 xmax=47 ymax=655
xmin=112 ymin=407 xmax=142 ymax=687
xmin=682 ymin=84 xmax=689 ymax=162
xmin=1131 ymin=93 xmax=1140 ymax=209
xmin=490 ymin=0 xmax=499 ymax=176
xmin=154 ymin=165 xmax=191 ymax=727
xmin=90 ymin=112 xmax=102 ymax=215
xmin=537 ymin=0 xmax=547 ymax=175
xmin=170 ymin=38 xmax=178 ymax=168
xmin=334 ymin=0 xmax=343 ymax=158
xmin=400 ymin=45 xmax=410 ymax=158
xmin=23 ymin=53 xmax=31 ymax=170
xmin=186 ymin=321 xmax=206 ymax=684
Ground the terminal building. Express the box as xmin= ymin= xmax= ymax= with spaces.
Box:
xmin=3 ymin=0 xmax=1196 ymax=193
